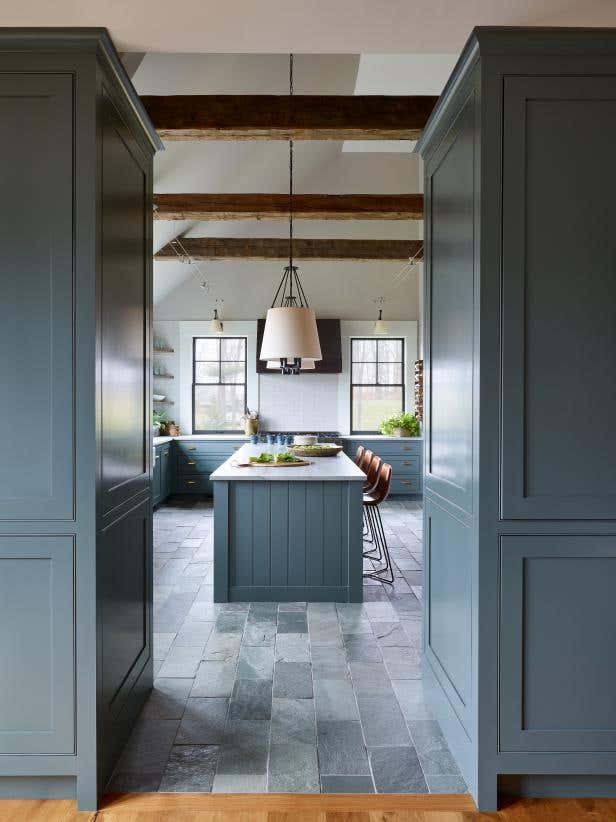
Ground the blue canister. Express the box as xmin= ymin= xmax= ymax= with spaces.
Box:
xmin=266 ymin=433 xmax=275 ymax=445
xmin=285 ymin=434 xmax=294 ymax=446
xmin=276 ymin=433 xmax=285 ymax=446
xmin=250 ymin=434 xmax=259 ymax=445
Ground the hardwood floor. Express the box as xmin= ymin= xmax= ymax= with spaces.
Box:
xmin=2 ymin=794 xmax=616 ymax=822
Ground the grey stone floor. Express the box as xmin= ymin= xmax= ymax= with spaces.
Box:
xmin=107 ymin=497 xmax=466 ymax=794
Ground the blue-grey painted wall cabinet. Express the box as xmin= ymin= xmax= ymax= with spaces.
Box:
xmin=0 ymin=30 xmax=161 ymax=810
xmin=417 ymin=27 xmax=616 ymax=811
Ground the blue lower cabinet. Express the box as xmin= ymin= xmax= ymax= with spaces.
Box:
xmin=341 ymin=437 xmax=423 ymax=497
xmin=156 ymin=438 xmax=248 ymax=497
xmin=153 ymin=443 xmax=172 ymax=506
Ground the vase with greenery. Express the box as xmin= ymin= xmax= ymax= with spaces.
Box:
xmin=153 ymin=409 xmax=168 ymax=435
xmin=380 ymin=411 xmax=420 ymax=438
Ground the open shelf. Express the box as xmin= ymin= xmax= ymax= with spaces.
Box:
xmin=154 ymin=373 xmax=174 ymax=379
xmin=153 ymin=399 xmax=174 ymax=405
xmin=154 ymin=347 xmax=175 ymax=354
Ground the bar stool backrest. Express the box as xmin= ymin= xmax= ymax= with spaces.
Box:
xmin=359 ymin=449 xmax=373 ymax=474
xmin=372 ymin=462 xmax=392 ymax=504
xmin=355 ymin=445 xmax=365 ymax=465
xmin=365 ymin=454 xmax=382 ymax=490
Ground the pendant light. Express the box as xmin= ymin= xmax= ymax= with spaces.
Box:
xmin=259 ymin=54 xmax=322 ymax=375
xmin=373 ymin=297 xmax=388 ymax=335
xmin=210 ymin=300 xmax=224 ymax=333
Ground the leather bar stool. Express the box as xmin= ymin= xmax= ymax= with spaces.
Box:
xmin=362 ymin=454 xmax=382 ymax=542
xmin=355 ymin=444 xmax=366 ymax=466
xmin=358 ymin=449 xmax=374 ymax=537
xmin=362 ymin=462 xmax=394 ymax=585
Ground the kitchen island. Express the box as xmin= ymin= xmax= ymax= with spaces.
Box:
xmin=210 ymin=444 xmax=365 ymax=602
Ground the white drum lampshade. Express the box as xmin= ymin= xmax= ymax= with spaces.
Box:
xmin=259 ymin=306 xmax=322 ymax=362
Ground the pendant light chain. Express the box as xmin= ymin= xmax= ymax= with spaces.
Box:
xmin=288 ymin=53 xmax=294 ymax=294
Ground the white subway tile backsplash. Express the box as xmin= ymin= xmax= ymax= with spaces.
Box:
xmin=259 ymin=373 xmax=339 ymax=431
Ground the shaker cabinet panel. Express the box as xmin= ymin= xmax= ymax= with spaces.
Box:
xmin=0 ymin=75 xmax=74 ymax=521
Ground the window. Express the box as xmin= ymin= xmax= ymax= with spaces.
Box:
xmin=350 ymin=337 xmax=405 ymax=433
xmin=193 ymin=337 xmax=247 ymax=433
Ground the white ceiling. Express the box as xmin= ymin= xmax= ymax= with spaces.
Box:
xmin=136 ymin=53 xmax=424 ymax=320
xmin=5 ymin=1 xmax=616 ymax=53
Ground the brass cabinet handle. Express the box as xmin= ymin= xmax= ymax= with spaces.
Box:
xmin=402 ymin=446 xmax=412 ymax=451
xmin=233 ymin=446 xmax=240 ymax=451
xmin=400 ymin=480 xmax=412 ymax=485
xmin=187 ymin=460 xmax=196 ymax=465
xmin=188 ymin=446 xmax=197 ymax=451
xmin=402 ymin=460 xmax=413 ymax=466
xmin=186 ymin=480 xmax=197 ymax=485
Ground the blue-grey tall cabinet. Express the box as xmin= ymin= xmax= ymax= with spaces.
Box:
xmin=0 ymin=30 xmax=161 ymax=809
xmin=417 ymin=28 xmax=616 ymax=810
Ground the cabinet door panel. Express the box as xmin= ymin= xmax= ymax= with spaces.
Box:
xmin=0 ymin=75 xmax=74 ymax=520
xmin=0 ymin=536 xmax=74 ymax=754
xmin=100 ymin=96 xmax=150 ymax=513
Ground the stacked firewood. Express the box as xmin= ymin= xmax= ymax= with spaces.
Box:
xmin=414 ymin=360 xmax=424 ymax=421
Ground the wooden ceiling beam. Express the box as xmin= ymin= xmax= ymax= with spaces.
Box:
xmin=153 ymin=193 xmax=423 ymax=221
xmin=155 ymin=237 xmax=423 ymax=262
xmin=141 ymin=95 xmax=438 ymax=140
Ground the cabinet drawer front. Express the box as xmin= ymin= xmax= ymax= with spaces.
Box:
xmin=176 ymin=441 xmax=244 ymax=457
xmin=387 ymin=456 xmax=422 ymax=475
xmin=346 ymin=439 xmax=422 ymax=457
xmin=177 ymin=476 xmax=212 ymax=494
xmin=390 ymin=476 xmax=423 ymax=495
xmin=178 ymin=456 xmax=224 ymax=475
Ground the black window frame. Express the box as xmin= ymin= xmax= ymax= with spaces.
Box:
xmin=192 ymin=336 xmax=248 ymax=434
xmin=350 ymin=337 xmax=405 ymax=435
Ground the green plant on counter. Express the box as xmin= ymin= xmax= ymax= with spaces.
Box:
xmin=153 ymin=409 xmax=168 ymax=434
xmin=249 ymin=452 xmax=275 ymax=463
xmin=380 ymin=411 xmax=420 ymax=437
xmin=248 ymin=451 xmax=303 ymax=464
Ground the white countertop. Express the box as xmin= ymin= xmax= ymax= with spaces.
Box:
xmin=210 ymin=444 xmax=366 ymax=482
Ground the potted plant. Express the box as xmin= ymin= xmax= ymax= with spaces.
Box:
xmin=380 ymin=411 xmax=420 ymax=438
xmin=153 ymin=409 xmax=168 ymax=436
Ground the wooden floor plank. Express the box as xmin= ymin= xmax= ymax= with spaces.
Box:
xmin=4 ymin=795 xmax=616 ymax=822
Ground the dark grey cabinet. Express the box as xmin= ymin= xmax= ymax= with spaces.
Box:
xmin=153 ymin=442 xmax=174 ymax=506
xmin=0 ymin=30 xmax=161 ymax=811
xmin=417 ymin=27 xmax=616 ymax=810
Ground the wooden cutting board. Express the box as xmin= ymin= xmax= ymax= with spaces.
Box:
xmin=235 ymin=459 xmax=311 ymax=468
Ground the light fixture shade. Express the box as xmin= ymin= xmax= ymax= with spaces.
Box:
xmin=266 ymin=358 xmax=316 ymax=370
xmin=259 ymin=306 xmax=322 ymax=361
xmin=210 ymin=317 xmax=223 ymax=333
xmin=373 ymin=319 xmax=388 ymax=335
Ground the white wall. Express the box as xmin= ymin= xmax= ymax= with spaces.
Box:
xmin=155 ymin=319 xmax=417 ymax=435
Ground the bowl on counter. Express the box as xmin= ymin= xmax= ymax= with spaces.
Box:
xmin=293 ymin=434 xmax=318 ymax=446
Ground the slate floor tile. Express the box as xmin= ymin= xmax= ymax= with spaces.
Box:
xmin=426 ymin=773 xmax=468 ymax=793
xmin=140 ymin=678 xmax=193 ymax=720
xmin=203 ymin=630 xmax=242 ymax=662
xmin=228 ymin=679 xmax=272 ymax=720
xmin=278 ymin=601 xmax=306 ymax=611
xmin=273 ymin=661 xmax=313 ymax=698
xmin=392 ymin=679 xmax=434 ymax=720
xmin=243 ymin=619 xmax=277 ymax=647
xmin=190 ymin=662 xmax=236 ymax=698
xmin=408 ymin=719 xmax=462 ymax=775
xmin=275 ymin=632 xmax=310 ymax=662
xmin=371 ymin=621 xmax=411 ymax=647
xmin=344 ymin=635 xmax=383 ymax=663
xmin=369 ymin=746 xmax=428 ymax=793
xmin=159 ymin=745 xmax=218 ymax=791
xmin=277 ymin=612 xmax=308 ymax=633
xmin=389 ymin=592 xmax=422 ymax=616
xmin=268 ymin=742 xmax=319 ymax=792
xmin=357 ymin=694 xmax=411 ymax=746
xmin=311 ymin=647 xmax=349 ymax=680
xmin=216 ymin=719 xmax=269 ymax=774
xmin=158 ymin=644 xmax=204 ymax=678
xmin=271 ymin=698 xmax=316 ymax=744
xmin=174 ymin=619 xmax=215 ymax=647
xmin=107 ymin=718 xmax=179 ymax=792
xmin=381 ymin=645 xmax=422 ymax=679
xmin=317 ymin=720 xmax=370 ymax=775
xmin=237 ymin=644 xmax=275 ymax=680
xmin=153 ymin=632 xmax=176 ymax=660
xmin=314 ymin=679 xmax=359 ymax=721
xmin=212 ymin=773 xmax=267 ymax=792
xmin=175 ymin=697 xmax=228 ymax=745
xmin=320 ymin=774 xmax=375 ymax=793
xmin=349 ymin=662 xmax=393 ymax=696
xmin=215 ymin=611 xmax=247 ymax=633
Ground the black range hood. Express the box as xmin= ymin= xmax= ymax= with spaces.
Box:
xmin=256 ymin=318 xmax=342 ymax=374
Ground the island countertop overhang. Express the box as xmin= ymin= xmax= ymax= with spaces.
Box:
xmin=210 ymin=444 xmax=366 ymax=482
